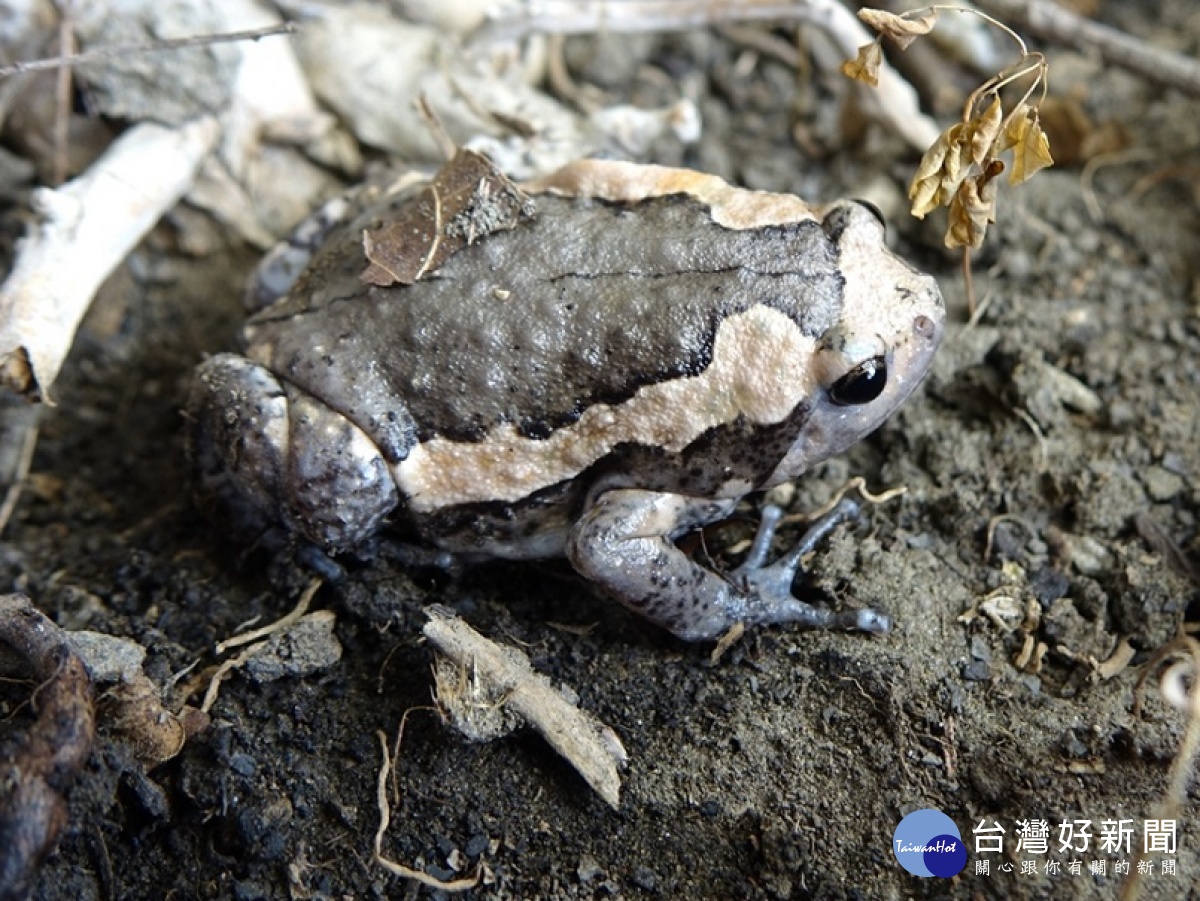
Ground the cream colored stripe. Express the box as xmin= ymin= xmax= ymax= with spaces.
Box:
xmin=396 ymin=306 xmax=816 ymax=512
xmin=523 ymin=160 xmax=822 ymax=231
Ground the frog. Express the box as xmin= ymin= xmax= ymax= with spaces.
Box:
xmin=187 ymin=157 xmax=944 ymax=642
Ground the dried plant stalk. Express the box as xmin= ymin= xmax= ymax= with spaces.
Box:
xmin=0 ymin=117 xmax=219 ymax=401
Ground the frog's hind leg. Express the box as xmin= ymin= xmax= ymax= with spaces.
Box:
xmin=187 ymin=354 xmax=399 ymax=553
xmin=567 ymin=489 xmax=890 ymax=642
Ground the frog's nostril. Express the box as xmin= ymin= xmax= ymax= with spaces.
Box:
xmin=913 ymin=315 xmax=937 ymax=339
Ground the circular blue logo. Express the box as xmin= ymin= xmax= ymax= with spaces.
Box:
xmin=893 ymin=809 xmax=967 ymax=878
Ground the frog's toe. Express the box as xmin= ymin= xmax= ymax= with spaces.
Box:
xmin=854 ymin=608 xmax=893 ymax=634
xmin=734 ymin=567 xmax=890 ymax=633
xmin=732 ymin=496 xmax=889 ymax=634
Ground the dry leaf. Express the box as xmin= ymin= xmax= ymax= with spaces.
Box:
xmin=908 ymin=127 xmax=951 ymax=218
xmin=909 ymin=123 xmax=967 ymax=218
xmin=857 ymin=7 xmax=1052 ymax=250
xmin=1003 ymin=107 xmax=1054 ymax=185
xmin=966 ymin=96 xmax=1003 ymax=168
xmin=857 ymin=8 xmax=939 ymax=51
xmin=361 ymin=148 xmax=535 ymax=287
xmin=841 ymin=41 xmax=882 ymax=86
xmin=947 ymin=159 xmax=1004 ymax=249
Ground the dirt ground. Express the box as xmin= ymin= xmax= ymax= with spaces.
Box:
xmin=3 ymin=2 xmax=1200 ymax=899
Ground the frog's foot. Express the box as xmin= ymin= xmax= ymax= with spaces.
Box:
xmin=568 ymin=488 xmax=890 ymax=642
xmin=731 ymin=498 xmax=891 ymax=634
xmin=187 ymin=354 xmax=400 ymax=553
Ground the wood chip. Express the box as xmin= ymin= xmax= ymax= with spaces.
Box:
xmin=422 ymin=605 xmax=627 ymax=809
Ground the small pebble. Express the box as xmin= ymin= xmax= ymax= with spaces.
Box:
xmin=962 ymin=660 xmax=991 ymax=682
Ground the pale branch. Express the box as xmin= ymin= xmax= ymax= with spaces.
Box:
xmin=973 ymin=0 xmax=1200 ymax=98
xmin=0 ymin=117 xmax=220 ymax=401
xmin=422 ymin=605 xmax=627 ymax=809
xmin=0 ymin=22 xmax=296 ymax=78
xmin=474 ymin=0 xmax=941 ymax=150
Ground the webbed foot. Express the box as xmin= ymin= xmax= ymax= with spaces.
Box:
xmin=732 ymin=497 xmax=891 ymax=634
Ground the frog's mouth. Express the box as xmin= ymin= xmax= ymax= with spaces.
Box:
xmin=765 ymin=306 xmax=944 ymax=486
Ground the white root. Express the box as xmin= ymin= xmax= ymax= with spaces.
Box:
xmin=0 ymin=117 xmax=220 ymax=401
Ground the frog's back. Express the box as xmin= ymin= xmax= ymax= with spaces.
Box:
xmin=242 ymin=192 xmax=847 ymax=461
xmin=192 ymin=162 xmax=943 ymax=562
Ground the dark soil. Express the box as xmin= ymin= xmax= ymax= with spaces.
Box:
xmin=3 ymin=3 xmax=1200 ymax=899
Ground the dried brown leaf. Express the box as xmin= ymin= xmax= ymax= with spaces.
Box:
xmin=998 ymin=104 xmax=1027 ymax=153
xmin=841 ymin=41 xmax=882 ymax=87
xmin=908 ymin=128 xmax=950 ymax=217
xmin=857 ymin=8 xmax=939 ymax=51
xmin=966 ymin=95 xmax=1004 ymax=168
xmin=946 ymin=160 xmax=1004 ymax=249
xmin=1031 ymin=95 xmax=1089 ymax=167
xmin=361 ymin=149 xmax=535 ymax=287
xmin=1003 ymin=107 xmax=1054 ymax=185
xmin=909 ymin=123 xmax=966 ymax=218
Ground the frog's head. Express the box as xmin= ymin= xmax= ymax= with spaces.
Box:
xmin=767 ymin=200 xmax=945 ymax=484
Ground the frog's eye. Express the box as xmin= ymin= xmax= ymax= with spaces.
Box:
xmin=829 ymin=356 xmax=888 ymax=406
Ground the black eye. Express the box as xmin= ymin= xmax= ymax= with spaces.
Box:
xmin=854 ymin=199 xmax=887 ymax=230
xmin=829 ymin=356 xmax=888 ymax=406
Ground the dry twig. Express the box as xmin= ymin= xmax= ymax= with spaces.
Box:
xmin=373 ymin=730 xmax=482 ymax=891
xmin=0 ymin=404 xmax=39 ymax=537
xmin=215 ymin=578 xmax=321 ymax=654
xmin=0 ymin=117 xmax=219 ymax=401
xmin=0 ymin=22 xmax=296 ymax=78
xmin=422 ymin=605 xmax=627 ymax=809
xmin=199 ymin=579 xmax=324 ymax=713
xmin=473 ymin=0 xmax=939 ymax=151
xmin=973 ymin=0 xmax=1200 ymax=98
xmin=51 ymin=1 xmax=77 ymax=186
xmin=781 ymin=475 xmax=907 ymax=526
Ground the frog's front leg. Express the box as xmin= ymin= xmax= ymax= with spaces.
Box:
xmin=187 ymin=354 xmax=400 ymax=552
xmin=567 ymin=489 xmax=890 ymax=642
